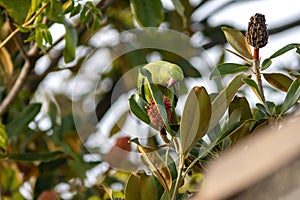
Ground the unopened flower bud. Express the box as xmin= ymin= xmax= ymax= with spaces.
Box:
xmin=146 ymin=96 xmax=171 ymax=129
xmin=246 ymin=13 xmax=268 ymax=49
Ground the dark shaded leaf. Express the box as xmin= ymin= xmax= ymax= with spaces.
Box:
xmin=129 ymin=94 xmax=150 ymax=124
xmin=137 ymin=145 xmax=172 ymax=192
xmin=229 ymin=96 xmax=252 ymax=120
xmin=8 ymin=151 xmax=64 ymax=162
xmin=263 ymin=73 xmax=293 ymax=92
xmin=130 ymin=0 xmax=164 ymax=27
xmin=125 ymin=172 xmax=158 ymax=200
xmin=0 ymin=0 xmax=30 ymax=24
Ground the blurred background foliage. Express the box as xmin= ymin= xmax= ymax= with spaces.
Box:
xmin=0 ymin=0 xmax=299 ymax=199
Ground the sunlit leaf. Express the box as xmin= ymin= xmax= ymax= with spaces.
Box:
xmin=130 ymin=0 xmax=164 ymax=27
xmin=125 ymin=172 xmax=158 ymax=200
xmin=137 ymin=145 xmax=172 ymax=192
xmin=6 ymin=103 xmax=42 ymax=137
xmin=261 ymin=58 xmax=272 ymax=70
xmin=64 ymin=23 xmax=77 ymax=63
xmin=269 ymin=43 xmax=300 ymax=59
xmin=180 ymin=86 xmax=211 ymax=155
xmin=0 ymin=46 xmax=13 ymax=76
xmin=0 ymin=122 xmax=7 ymax=154
xmin=209 ymin=73 xmax=250 ymax=131
xmin=210 ymin=63 xmax=250 ymax=79
xmin=280 ymin=79 xmax=300 ymax=114
xmin=263 ymin=73 xmax=293 ymax=92
xmin=0 ymin=0 xmax=30 ymax=24
xmin=221 ymin=27 xmax=253 ymax=60
xmin=129 ymin=93 xmax=150 ymax=124
xmin=242 ymin=77 xmax=264 ymax=102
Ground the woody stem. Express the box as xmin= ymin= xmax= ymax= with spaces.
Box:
xmin=253 ymin=48 xmax=266 ymax=104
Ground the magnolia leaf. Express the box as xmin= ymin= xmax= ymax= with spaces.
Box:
xmin=137 ymin=145 xmax=172 ymax=192
xmin=125 ymin=172 xmax=158 ymax=200
xmin=270 ymin=43 xmax=300 ymax=59
xmin=180 ymin=86 xmax=211 ymax=155
xmin=129 ymin=94 xmax=150 ymax=124
xmin=210 ymin=63 xmax=250 ymax=79
xmin=280 ymin=80 xmax=300 ymax=114
xmin=229 ymin=96 xmax=252 ymax=120
xmin=130 ymin=0 xmax=164 ymax=27
xmin=261 ymin=58 xmax=272 ymax=70
xmin=221 ymin=27 xmax=253 ymax=60
xmin=263 ymin=73 xmax=293 ymax=92
xmin=242 ymin=77 xmax=264 ymax=102
xmin=0 ymin=47 xmax=13 ymax=76
xmin=209 ymin=73 xmax=250 ymax=131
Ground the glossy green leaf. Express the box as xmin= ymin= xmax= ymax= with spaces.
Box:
xmin=0 ymin=122 xmax=7 ymax=154
xmin=261 ymin=58 xmax=272 ymax=70
xmin=129 ymin=94 xmax=150 ymax=124
xmin=229 ymin=121 xmax=251 ymax=145
xmin=110 ymin=111 xmax=129 ymax=137
xmin=125 ymin=172 xmax=158 ymax=200
xmin=209 ymin=74 xmax=250 ymax=131
xmin=270 ymin=43 xmax=300 ymax=59
xmin=242 ymin=77 xmax=264 ymax=102
xmin=64 ymin=23 xmax=77 ymax=63
xmin=221 ymin=27 xmax=253 ymax=60
xmin=130 ymin=0 xmax=164 ymax=27
xmin=180 ymin=86 xmax=211 ymax=155
xmin=280 ymin=79 xmax=300 ymax=114
xmin=215 ymin=121 xmax=245 ymax=145
xmin=137 ymin=145 xmax=172 ymax=192
xmin=0 ymin=0 xmax=30 ymax=24
xmin=263 ymin=73 xmax=293 ymax=92
xmin=210 ymin=63 xmax=250 ymax=79
xmin=229 ymin=96 xmax=252 ymax=120
xmin=6 ymin=103 xmax=42 ymax=137
xmin=7 ymin=151 xmax=64 ymax=162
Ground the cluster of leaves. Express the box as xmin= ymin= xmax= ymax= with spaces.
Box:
xmin=0 ymin=0 xmax=300 ymax=199
xmin=124 ymin=27 xmax=300 ymax=200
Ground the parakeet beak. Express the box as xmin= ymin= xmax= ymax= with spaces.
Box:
xmin=167 ymin=78 xmax=177 ymax=88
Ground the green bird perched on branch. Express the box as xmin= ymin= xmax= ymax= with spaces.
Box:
xmin=137 ymin=60 xmax=184 ymax=104
xmin=137 ymin=61 xmax=184 ymax=141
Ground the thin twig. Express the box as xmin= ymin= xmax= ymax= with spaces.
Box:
xmin=0 ymin=44 xmax=39 ymax=117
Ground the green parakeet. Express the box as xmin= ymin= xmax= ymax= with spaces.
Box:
xmin=137 ymin=61 xmax=184 ymax=103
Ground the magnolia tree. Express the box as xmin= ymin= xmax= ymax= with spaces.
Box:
xmin=0 ymin=0 xmax=299 ymax=200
